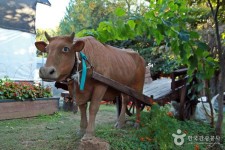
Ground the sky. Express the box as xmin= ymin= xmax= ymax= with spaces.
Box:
xmin=36 ymin=0 xmax=70 ymax=29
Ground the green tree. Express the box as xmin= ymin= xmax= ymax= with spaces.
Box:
xmin=36 ymin=29 xmax=58 ymax=41
xmin=78 ymin=0 xmax=218 ymax=77
xmin=58 ymin=0 xmax=149 ymax=35
xmin=58 ymin=0 xmax=119 ymax=34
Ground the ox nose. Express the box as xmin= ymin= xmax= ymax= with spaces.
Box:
xmin=39 ymin=67 xmax=56 ymax=79
xmin=49 ymin=68 xmax=55 ymax=75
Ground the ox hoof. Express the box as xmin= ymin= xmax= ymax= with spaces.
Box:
xmin=81 ymin=134 xmax=95 ymax=141
xmin=134 ymin=122 xmax=140 ymax=129
xmin=114 ymin=122 xmax=125 ymax=129
xmin=125 ymin=120 xmax=135 ymax=126
xmin=76 ymin=129 xmax=86 ymax=138
xmin=73 ymin=105 xmax=78 ymax=114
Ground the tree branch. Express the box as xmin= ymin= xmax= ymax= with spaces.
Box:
xmin=215 ymin=0 xmax=220 ymax=20
xmin=207 ymin=0 xmax=215 ymax=17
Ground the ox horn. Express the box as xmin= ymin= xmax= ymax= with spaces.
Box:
xmin=70 ymin=32 xmax=75 ymax=40
xmin=45 ymin=31 xmax=52 ymax=41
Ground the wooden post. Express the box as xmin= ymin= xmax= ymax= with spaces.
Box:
xmin=179 ymin=85 xmax=187 ymax=120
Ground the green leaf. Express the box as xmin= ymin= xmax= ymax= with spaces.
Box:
xmin=202 ymin=51 xmax=210 ymax=57
xmin=197 ymin=83 xmax=204 ymax=92
xmin=196 ymin=72 xmax=203 ymax=79
xmin=188 ymin=55 xmax=198 ymax=70
xmin=144 ymin=11 xmax=155 ymax=19
xmin=115 ymin=8 xmax=126 ymax=17
xmin=179 ymin=43 xmax=191 ymax=64
xmin=195 ymin=48 xmax=204 ymax=56
xmin=154 ymin=31 xmax=164 ymax=45
xmin=162 ymin=19 xmax=172 ymax=27
xmin=189 ymin=31 xmax=200 ymax=39
xmin=157 ymin=24 xmax=165 ymax=35
xmin=127 ymin=20 xmax=136 ymax=30
xmin=196 ymin=41 xmax=208 ymax=51
xmin=206 ymin=57 xmax=217 ymax=67
xmin=204 ymin=66 xmax=215 ymax=79
xmin=178 ymin=30 xmax=190 ymax=41
xmin=171 ymin=40 xmax=179 ymax=55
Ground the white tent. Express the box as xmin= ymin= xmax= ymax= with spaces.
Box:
xmin=0 ymin=0 xmax=50 ymax=80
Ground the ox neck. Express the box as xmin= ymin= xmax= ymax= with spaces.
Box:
xmin=68 ymin=52 xmax=92 ymax=91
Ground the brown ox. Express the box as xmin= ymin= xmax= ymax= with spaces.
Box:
xmin=35 ymin=32 xmax=145 ymax=140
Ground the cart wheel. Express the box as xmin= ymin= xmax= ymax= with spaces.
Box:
xmin=126 ymin=101 xmax=145 ymax=116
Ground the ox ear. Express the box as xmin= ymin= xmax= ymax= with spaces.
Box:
xmin=72 ymin=40 xmax=85 ymax=52
xmin=35 ymin=41 xmax=47 ymax=52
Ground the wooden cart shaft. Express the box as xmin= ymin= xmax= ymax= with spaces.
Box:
xmin=92 ymin=68 xmax=188 ymax=106
xmin=92 ymin=71 xmax=152 ymax=105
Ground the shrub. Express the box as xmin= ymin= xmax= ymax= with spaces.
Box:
xmin=137 ymin=103 xmax=215 ymax=150
xmin=137 ymin=103 xmax=180 ymax=150
xmin=0 ymin=77 xmax=52 ymax=100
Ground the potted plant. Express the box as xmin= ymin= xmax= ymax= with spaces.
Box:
xmin=0 ymin=77 xmax=59 ymax=120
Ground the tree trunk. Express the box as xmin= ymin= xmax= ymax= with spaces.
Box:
xmin=207 ymin=0 xmax=224 ymax=141
xmin=216 ymin=55 xmax=225 ymax=138
xmin=125 ymin=0 xmax=131 ymax=17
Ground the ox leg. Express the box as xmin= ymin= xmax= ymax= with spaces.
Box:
xmin=77 ymin=103 xmax=88 ymax=137
xmin=134 ymin=100 xmax=141 ymax=128
xmin=81 ymin=85 xmax=107 ymax=141
xmin=115 ymin=94 xmax=128 ymax=128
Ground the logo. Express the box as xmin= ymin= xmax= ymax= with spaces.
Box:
xmin=172 ymin=129 xmax=186 ymax=146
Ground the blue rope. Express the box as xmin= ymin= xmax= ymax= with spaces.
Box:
xmin=79 ymin=52 xmax=87 ymax=91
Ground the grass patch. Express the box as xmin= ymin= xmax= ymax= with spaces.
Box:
xmin=96 ymin=104 xmax=225 ymax=150
xmin=0 ymin=111 xmax=80 ymax=150
xmin=0 ymin=104 xmax=116 ymax=150
xmin=0 ymin=104 xmax=224 ymax=150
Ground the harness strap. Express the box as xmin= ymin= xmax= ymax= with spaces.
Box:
xmin=79 ymin=52 xmax=87 ymax=91
xmin=68 ymin=51 xmax=93 ymax=91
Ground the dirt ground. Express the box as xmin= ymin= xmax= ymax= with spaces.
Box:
xmin=0 ymin=104 xmax=117 ymax=150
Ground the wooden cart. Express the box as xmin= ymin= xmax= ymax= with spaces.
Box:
xmin=92 ymin=68 xmax=188 ymax=118
xmin=61 ymin=68 xmax=188 ymax=119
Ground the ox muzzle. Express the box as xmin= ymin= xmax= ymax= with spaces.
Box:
xmin=39 ymin=66 xmax=57 ymax=81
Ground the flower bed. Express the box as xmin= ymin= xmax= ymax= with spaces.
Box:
xmin=0 ymin=78 xmax=59 ymax=120
xmin=0 ymin=78 xmax=52 ymax=100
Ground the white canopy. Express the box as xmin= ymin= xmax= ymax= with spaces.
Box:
xmin=0 ymin=28 xmax=36 ymax=80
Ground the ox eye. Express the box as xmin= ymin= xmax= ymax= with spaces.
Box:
xmin=62 ymin=47 xmax=70 ymax=52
